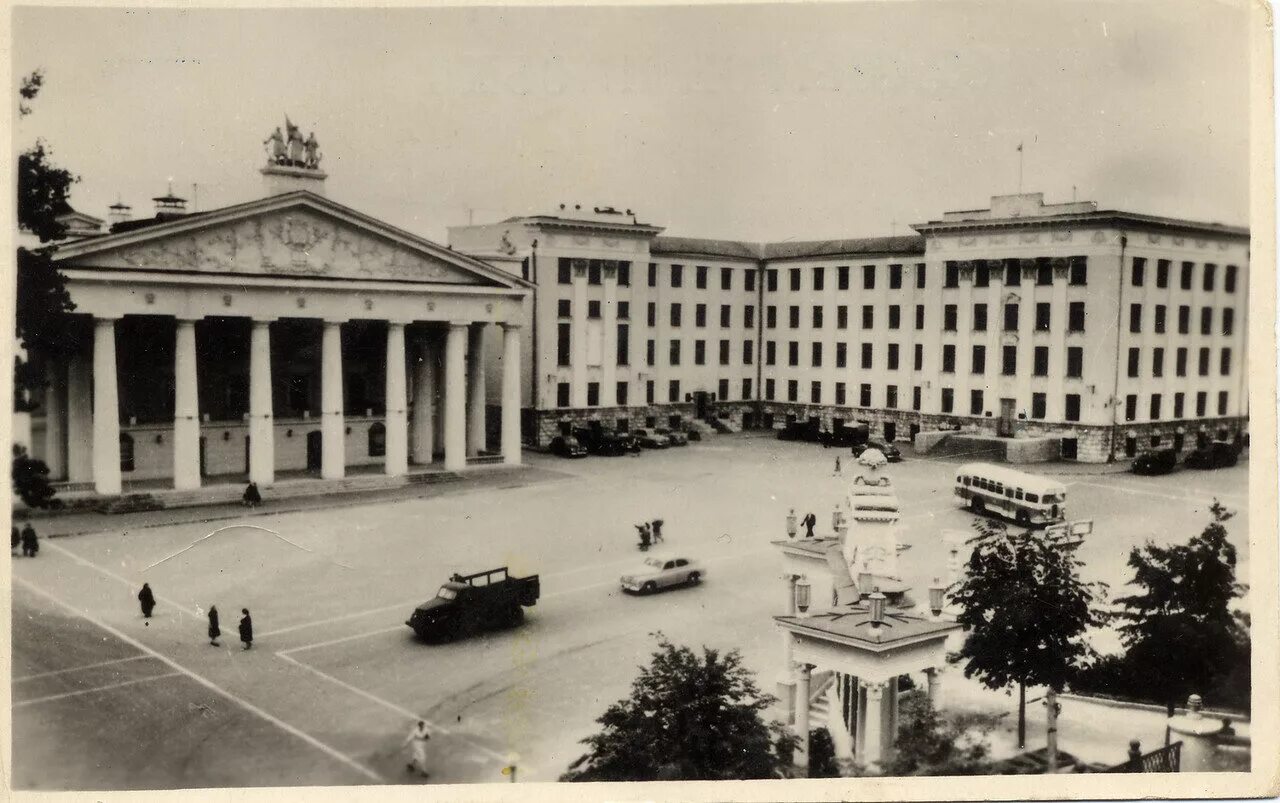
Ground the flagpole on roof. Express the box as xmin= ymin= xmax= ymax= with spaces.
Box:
xmin=1017 ymin=141 xmax=1024 ymax=194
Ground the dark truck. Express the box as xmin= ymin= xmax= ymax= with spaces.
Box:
xmin=406 ymin=567 xmax=540 ymax=641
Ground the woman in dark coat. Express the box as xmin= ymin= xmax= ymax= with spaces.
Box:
xmin=138 ymin=583 xmax=157 ymax=618
xmin=208 ymin=605 xmax=221 ymax=646
xmin=20 ymin=524 xmax=38 ymax=557
xmin=239 ymin=609 xmax=254 ymax=650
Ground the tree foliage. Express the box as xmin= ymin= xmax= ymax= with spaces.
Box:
xmin=561 ymin=634 xmax=798 ymax=781
xmin=12 ymin=444 xmax=56 ymax=509
xmin=879 ymin=690 xmax=998 ymax=776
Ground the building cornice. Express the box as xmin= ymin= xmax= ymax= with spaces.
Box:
xmin=912 ymin=211 xmax=1249 ymax=241
xmin=59 ymin=267 xmax=529 ymax=297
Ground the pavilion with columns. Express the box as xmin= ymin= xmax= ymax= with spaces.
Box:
xmin=32 ymin=159 xmax=530 ymax=496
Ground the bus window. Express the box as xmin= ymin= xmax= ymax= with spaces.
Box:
xmin=1005 ymin=488 xmax=1015 ymax=499
xmin=1015 ymin=489 xmax=1024 ymax=500
xmin=1026 ymin=493 xmax=1039 ymax=503
xmin=963 ymin=476 xmax=971 ymax=486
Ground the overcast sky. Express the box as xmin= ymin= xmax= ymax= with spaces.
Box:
xmin=14 ymin=1 xmax=1250 ymax=244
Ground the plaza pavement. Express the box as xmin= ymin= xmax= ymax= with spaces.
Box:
xmin=9 ymin=434 xmax=1252 ymax=788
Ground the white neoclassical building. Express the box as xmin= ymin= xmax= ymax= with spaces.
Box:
xmin=32 ymin=162 xmax=529 ymax=495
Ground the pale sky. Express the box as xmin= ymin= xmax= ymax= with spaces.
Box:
xmin=14 ymin=1 xmax=1251 ymax=244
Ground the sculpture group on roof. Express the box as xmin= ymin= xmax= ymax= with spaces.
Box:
xmin=264 ymin=116 xmax=322 ymax=170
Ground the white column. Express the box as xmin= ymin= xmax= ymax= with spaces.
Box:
xmin=173 ymin=318 xmax=201 ymax=490
xmin=411 ymin=339 xmax=434 ymax=465
xmin=925 ymin=667 xmax=943 ymax=709
xmin=467 ymin=323 xmax=487 ymax=456
xmin=1049 ymin=271 xmax=1068 ymax=420
xmin=43 ymin=361 xmax=66 ymax=480
xmin=601 ymin=264 xmax=618 ymax=406
xmin=794 ymin=663 xmax=812 ymax=773
xmin=384 ymin=321 xmax=409 ymax=476
xmin=854 ymin=682 xmax=869 ymax=763
xmin=66 ymin=353 xmax=93 ymax=483
xmin=320 ymin=319 xmax=346 ymax=480
xmin=91 ymin=317 xmax=122 ymax=495
xmin=248 ymin=318 xmax=276 ymax=486
xmin=862 ymin=680 xmax=885 ymax=768
xmin=444 ymin=322 xmax=469 ymax=470
xmin=501 ymin=323 xmax=522 ymax=465
xmin=571 ymin=261 xmax=588 ymax=406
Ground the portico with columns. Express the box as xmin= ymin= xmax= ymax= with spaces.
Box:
xmin=36 ymin=184 xmax=530 ymax=496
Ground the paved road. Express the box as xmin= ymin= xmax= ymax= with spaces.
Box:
xmin=10 ymin=436 xmax=1252 ymax=788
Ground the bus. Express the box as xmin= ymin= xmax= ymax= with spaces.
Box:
xmin=954 ymin=462 xmax=1067 ymax=527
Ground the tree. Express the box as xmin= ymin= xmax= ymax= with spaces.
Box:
xmin=879 ymin=689 xmax=998 ymax=776
xmin=1110 ymin=501 xmax=1248 ymax=716
xmin=12 ymin=444 xmax=56 ymax=509
xmin=949 ymin=519 xmax=1106 ymax=748
xmin=561 ymin=634 xmax=798 ymax=781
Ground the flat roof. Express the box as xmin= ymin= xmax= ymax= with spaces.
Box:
xmin=777 ymin=606 xmax=960 ymax=648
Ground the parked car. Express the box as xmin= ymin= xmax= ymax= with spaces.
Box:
xmin=684 ymin=428 xmax=703 ymax=442
xmin=1132 ymin=448 xmax=1178 ymax=475
xmin=615 ymin=432 xmax=643 ymax=453
xmin=1184 ymin=441 xmax=1240 ymax=470
xmin=406 ymin=567 xmax=540 ymax=641
xmin=656 ymin=427 xmax=688 ymax=446
xmin=621 ymin=555 xmax=704 ymax=594
xmin=548 ymin=435 xmax=588 ymax=458
xmin=632 ymin=428 xmax=671 ymax=449
xmin=572 ymin=427 xmax=628 ymax=457
xmin=777 ymin=420 xmax=821 ymax=442
xmin=851 ymin=439 xmax=903 ymax=462
xmin=825 ymin=423 xmax=870 ymax=448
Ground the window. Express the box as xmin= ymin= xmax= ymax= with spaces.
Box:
xmin=557 ymin=299 xmax=572 ymax=318
xmin=647 ymin=303 xmax=657 ymax=327
xmin=1200 ymin=308 xmax=1212 ymax=336
xmin=1065 ymin=393 xmax=1081 ymax=422
xmin=1221 ymin=348 xmax=1232 ymax=375
xmin=1002 ymin=345 xmax=1017 ymax=376
xmin=974 ymin=260 xmax=989 ymax=287
xmin=767 ymin=306 xmax=777 ymax=329
xmin=788 ymin=341 xmax=799 ymax=366
xmin=837 ymin=305 xmax=849 ymax=329
xmin=618 ymin=324 xmax=630 ymax=366
xmin=812 ymin=306 xmax=824 ymax=328
xmin=695 ymin=304 xmax=707 ymax=328
xmin=671 ymin=303 xmax=682 ymax=327
xmin=789 ymin=269 xmax=801 ymax=292
xmin=1131 ymin=257 xmax=1146 ymax=286
xmin=669 ymin=339 xmax=682 ymax=366
xmin=744 ymin=305 xmax=755 ymax=329
xmin=695 ymin=265 xmax=708 ymax=289
xmin=1180 ymin=261 xmax=1194 ymax=290
xmin=1069 ymin=256 xmax=1088 ymax=286
xmin=787 ymin=380 xmax=798 ymax=402
xmin=557 ymin=323 xmax=571 ymax=366
xmin=1067 ymin=347 xmax=1083 ymax=378
xmin=1203 ymin=263 xmax=1216 ymax=292
xmin=1157 ymin=259 xmax=1170 ymax=288
xmin=1225 ymin=265 xmax=1237 ymax=293
xmin=811 ymin=381 xmax=822 ymax=404
xmin=1035 ymin=302 xmax=1051 ymax=331
xmin=1036 ymin=259 xmax=1053 ymax=286
xmin=617 ymin=382 xmax=628 ymax=406
xmin=648 ymin=262 xmax=657 ymax=287
xmin=1125 ymin=394 xmax=1137 ymax=422
xmin=1150 ymin=393 xmax=1162 ymax=420
xmin=789 ymin=306 xmax=800 ymax=329
xmin=1178 ymin=305 xmax=1191 ymax=334
xmin=588 ymin=300 xmax=602 ymax=319
xmin=972 ymin=303 xmax=987 ymax=331
xmin=1034 ymin=346 xmax=1049 ymax=376
xmin=813 ymin=267 xmax=825 ymax=291
xmin=1175 ymin=347 xmax=1187 ymax=376
xmin=765 ymin=379 xmax=775 ymax=400
xmin=646 ymin=380 xmax=655 ymax=404
xmin=1154 ymin=305 xmax=1166 ymax=334
xmin=646 ymin=339 xmax=656 ymax=366
xmin=1218 ymin=391 xmax=1228 ymax=416
xmin=835 ymin=382 xmax=846 ymax=405
xmin=971 ymin=345 xmax=986 ymax=374
xmin=944 ymin=304 xmax=958 ymax=331
xmin=720 ymin=305 xmax=731 ymax=328
xmin=912 ymin=386 xmax=922 ymax=411
xmin=887 ymin=343 xmax=900 ymax=370
xmin=1129 ymin=303 xmax=1142 ymax=333
xmin=837 ymin=265 xmax=850 ymax=290
xmin=889 ymin=264 xmax=903 ymax=289
xmin=669 ymin=380 xmax=681 ymax=403
xmin=970 ymin=389 xmax=984 ymax=415
xmin=587 ymin=382 xmax=600 ymax=407
xmin=1196 ymin=391 xmax=1207 ymax=417
xmin=588 ymin=261 xmax=602 ymax=285
xmin=557 ymin=382 xmax=570 ymax=407
xmin=942 ymin=344 xmax=956 ymax=373
xmin=1003 ymin=303 xmax=1019 ymax=331
xmin=1222 ymin=308 xmax=1234 ymax=336
xmin=719 ymin=339 xmax=730 ymax=365
xmin=1068 ymin=301 xmax=1085 ymax=332
xmin=863 ymin=264 xmax=875 ymax=290
xmin=618 ymin=262 xmax=630 ymax=286
xmin=670 ymin=264 xmax=683 ymax=288
xmin=766 ymin=270 xmax=778 ymax=292
xmin=1174 ymin=392 xmax=1185 ymax=418
xmin=1152 ymin=347 xmax=1163 ymax=378
xmin=945 ymin=262 xmax=959 ymax=288
xmin=718 ymin=378 xmax=729 ymax=401
xmin=911 ymin=343 xmax=922 ymax=372
xmin=916 ymin=263 xmax=927 ymax=289
xmin=812 ymin=342 xmax=823 ymax=367
xmin=745 ymin=270 xmax=757 ymax=292
xmin=888 ymin=305 xmax=900 ymax=329
xmin=744 ymin=340 xmax=754 ymax=364
xmin=766 ymin=341 xmax=776 ymax=365
xmin=941 ymin=387 xmax=954 ymax=413
xmin=616 ymin=301 xmax=630 ymax=320
xmin=915 ymin=305 xmax=925 ymax=330
xmin=862 ymin=305 xmax=874 ymax=329
xmin=1031 ymin=392 xmax=1046 ymax=419
xmin=1004 ymin=259 xmax=1021 ymax=286
xmin=742 ymin=378 xmax=753 ymax=400
xmin=860 ymin=383 xmax=872 ymax=407
xmin=1127 ymin=347 xmax=1140 ymax=378
xmin=836 ymin=342 xmax=847 ymax=368
xmin=886 ymin=385 xmax=899 ymax=409
xmin=694 ymin=340 xmax=706 ymax=365
xmin=558 ymin=258 xmax=572 ymax=284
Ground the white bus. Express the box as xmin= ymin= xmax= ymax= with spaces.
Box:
xmin=954 ymin=462 xmax=1067 ymax=527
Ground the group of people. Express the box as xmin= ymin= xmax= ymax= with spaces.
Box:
xmin=786 ymin=508 xmax=818 ymax=539
xmin=133 ymin=583 xmax=254 ymax=649
xmin=635 ymin=518 xmax=666 ymax=549
xmin=11 ymin=523 xmax=39 ymax=557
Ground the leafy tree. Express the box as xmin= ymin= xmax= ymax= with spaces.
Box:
xmin=12 ymin=444 xmax=56 ymax=509
xmin=1109 ymin=501 xmax=1248 ymax=715
xmin=879 ymin=689 xmax=998 ymax=776
xmin=949 ymin=518 xmax=1106 ymax=748
xmin=562 ymin=634 xmax=798 ymax=781
xmin=807 ymin=727 xmax=839 ymax=778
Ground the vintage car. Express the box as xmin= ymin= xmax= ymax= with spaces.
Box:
xmin=572 ymin=427 xmax=629 ymax=457
xmin=1132 ymin=448 xmax=1178 ymax=475
xmin=406 ymin=567 xmax=540 ymax=641
xmin=655 ymin=427 xmax=688 ymax=446
xmin=1184 ymin=441 xmax=1240 ymax=470
xmin=548 ymin=435 xmax=588 ymax=458
xmin=851 ymin=439 xmax=903 ymax=462
xmin=632 ymin=428 xmax=671 ymax=449
xmin=620 ymin=556 xmax=704 ymax=594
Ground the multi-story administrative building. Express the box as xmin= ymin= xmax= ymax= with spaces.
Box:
xmin=453 ymin=192 xmax=1249 ymax=463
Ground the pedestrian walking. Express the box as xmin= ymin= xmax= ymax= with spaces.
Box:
xmin=636 ymin=522 xmax=651 ymax=550
xmin=138 ymin=583 xmax=157 ymax=619
xmin=20 ymin=523 xmax=39 ymax=557
xmin=242 ymin=482 xmax=262 ymax=508
xmin=403 ymin=720 xmax=431 ymax=778
xmin=802 ymin=511 xmax=817 ymax=539
xmin=651 ymin=519 xmax=665 ymax=543
xmin=239 ymin=609 xmax=254 ymax=650
xmin=834 ymin=456 xmax=842 ymax=475
xmin=786 ymin=509 xmax=798 ymax=539
xmin=208 ymin=605 xmax=221 ymax=646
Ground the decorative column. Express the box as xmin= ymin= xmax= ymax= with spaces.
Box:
xmin=411 ymin=338 xmax=434 ymax=465
xmin=444 ymin=321 xmax=469 ymax=471
xmin=248 ymin=318 xmax=276 ymax=486
xmin=571 ymin=260 xmax=588 ymax=406
xmin=91 ymin=316 xmax=122 ymax=496
xmin=500 ymin=323 xmax=522 ymax=465
xmin=43 ymin=361 xmax=67 ymax=480
xmin=66 ymin=353 xmax=93 ymax=483
xmin=320 ymin=319 xmax=346 ymax=480
xmin=1166 ymin=694 xmax=1226 ymax=772
xmin=172 ymin=318 xmax=202 ymax=490
xmin=467 ymin=323 xmax=487 ymax=456
xmin=778 ymin=573 xmax=799 ymax=724
xmin=601 ymin=263 xmax=618 ymax=407
xmin=384 ymin=321 xmax=409 ymax=476
xmin=861 ymin=680 xmax=885 ymax=768
xmin=794 ymin=662 xmax=813 ymax=773
xmin=1049 ymin=266 xmax=1069 ymax=420
xmin=925 ymin=667 xmax=943 ymax=709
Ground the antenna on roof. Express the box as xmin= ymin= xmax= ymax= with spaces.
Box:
xmin=193 ymin=183 xmax=199 ymax=213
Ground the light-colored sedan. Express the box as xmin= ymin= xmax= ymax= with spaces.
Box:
xmin=621 ymin=556 xmax=704 ymax=594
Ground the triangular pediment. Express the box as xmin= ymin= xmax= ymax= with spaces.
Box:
xmin=53 ymin=192 xmax=526 ymax=289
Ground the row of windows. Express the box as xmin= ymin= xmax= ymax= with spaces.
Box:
xmin=557 ymin=299 xmax=632 ymax=320
xmin=644 ymin=339 xmax=756 ymax=367
xmin=939 ymin=302 xmax=1086 ymax=333
xmin=942 ymin=257 xmax=1089 ymax=289
xmin=1128 ymin=304 xmax=1235 ymax=336
xmin=557 ymin=259 xmax=633 ymax=286
xmin=556 ymin=323 xmax=631 ymax=367
xmin=645 ymin=263 xmax=759 ymax=292
xmin=1131 ymin=258 xmax=1239 ymax=293
xmin=1124 ymin=391 xmax=1232 ymax=421
xmin=639 ymin=302 xmax=756 ymax=329
xmin=1126 ymin=346 xmax=1233 ymax=378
